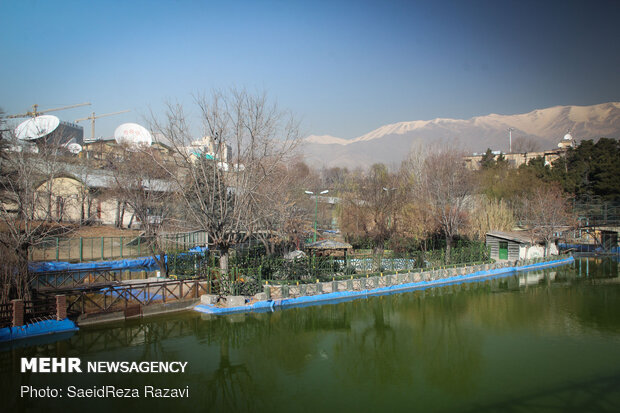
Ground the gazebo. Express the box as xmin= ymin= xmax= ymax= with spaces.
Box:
xmin=305 ymin=239 xmax=353 ymax=266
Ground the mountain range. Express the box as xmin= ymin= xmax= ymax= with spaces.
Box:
xmin=302 ymin=102 xmax=620 ymax=169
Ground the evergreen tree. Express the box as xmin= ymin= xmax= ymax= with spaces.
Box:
xmin=560 ymin=138 xmax=620 ymax=201
xmin=479 ymin=148 xmax=496 ymax=169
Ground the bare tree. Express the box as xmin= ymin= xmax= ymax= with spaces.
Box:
xmin=251 ymin=159 xmax=315 ymax=254
xmin=0 ymin=119 xmax=71 ymax=301
xmin=109 ymin=146 xmax=178 ymax=276
xmin=150 ymin=89 xmax=300 ymax=292
xmin=519 ymin=184 xmax=573 ymax=256
xmin=340 ymin=163 xmax=405 ymax=269
xmin=398 ymin=148 xmax=437 ymax=250
xmin=67 ymin=154 xmax=98 ymax=225
xmin=421 ymin=150 xmax=476 ymax=262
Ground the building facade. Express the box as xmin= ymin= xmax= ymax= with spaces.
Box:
xmin=464 ymin=132 xmax=576 ymax=170
xmin=486 ymin=231 xmax=559 ymax=261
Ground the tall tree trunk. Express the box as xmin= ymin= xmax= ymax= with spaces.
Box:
xmin=80 ymin=196 xmax=85 ymax=225
xmin=119 ymin=203 xmax=126 ymax=229
xmin=16 ymin=245 xmax=31 ymax=300
xmin=115 ymin=201 xmax=121 ymax=228
xmin=445 ymin=234 xmax=452 ymax=264
xmin=149 ymin=238 xmax=168 ymax=277
xmin=219 ymin=248 xmax=232 ymax=295
xmin=372 ymin=241 xmax=384 ymax=272
xmin=87 ymin=196 xmax=92 ymax=223
xmin=220 ymin=249 xmax=229 ymax=274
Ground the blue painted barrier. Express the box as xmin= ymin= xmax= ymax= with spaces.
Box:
xmin=0 ymin=319 xmax=79 ymax=342
xmin=29 ymin=246 xmax=209 ymax=273
xmin=194 ymin=256 xmax=575 ymax=316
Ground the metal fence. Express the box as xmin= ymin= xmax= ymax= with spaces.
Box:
xmin=29 ymin=231 xmax=208 ymax=262
xmin=167 ymin=243 xmax=492 ymax=296
xmin=29 ymin=243 xmax=490 ymax=298
xmin=573 ymin=202 xmax=620 ymax=227
xmin=0 ymin=303 xmax=12 ymax=328
xmin=0 ymin=297 xmax=56 ymax=328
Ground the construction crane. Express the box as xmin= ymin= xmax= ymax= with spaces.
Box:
xmin=7 ymin=102 xmax=91 ymax=119
xmin=75 ymin=110 xmax=131 ymax=140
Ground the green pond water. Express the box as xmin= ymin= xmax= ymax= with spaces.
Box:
xmin=2 ymin=257 xmax=620 ymax=413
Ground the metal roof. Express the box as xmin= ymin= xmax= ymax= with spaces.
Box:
xmin=61 ymin=164 xmax=177 ymax=192
xmin=486 ymin=231 xmax=538 ymax=244
xmin=305 ymin=239 xmax=352 ymax=249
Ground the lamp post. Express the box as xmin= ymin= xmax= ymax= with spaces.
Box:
xmin=305 ymin=190 xmax=329 ymax=242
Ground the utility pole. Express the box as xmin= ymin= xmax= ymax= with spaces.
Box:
xmin=507 ymin=127 xmax=514 ymax=153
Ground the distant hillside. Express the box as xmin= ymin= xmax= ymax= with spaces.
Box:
xmin=303 ymin=102 xmax=620 ymax=168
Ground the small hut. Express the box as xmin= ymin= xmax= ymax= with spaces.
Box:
xmin=305 ymin=239 xmax=353 ymax=266
xmin=486 ymin=231 xmax=559 ymax=261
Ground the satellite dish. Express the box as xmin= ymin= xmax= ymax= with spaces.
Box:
xmin=67 ymin=143 xmax=83 ymax=154
xmin=113 ymin=123 xmax=152 ymax=148
xmin=15 ymin=115 xmax=60 ymax=140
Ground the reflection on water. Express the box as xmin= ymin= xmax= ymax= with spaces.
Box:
xmin=2 ymin=257 xmax=620 ymax=412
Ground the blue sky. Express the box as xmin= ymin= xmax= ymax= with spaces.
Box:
xmin=1 ymin=0 xmax=619 ymax=139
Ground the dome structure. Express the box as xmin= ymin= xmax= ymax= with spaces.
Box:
xmin=558 ymin=131 xmax=575 ymax=149
xmin=113 ymin=123 xmax=152 ymax=148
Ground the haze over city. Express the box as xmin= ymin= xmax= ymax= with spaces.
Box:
xmin=2 ymin=0 xmax=619 ymax=140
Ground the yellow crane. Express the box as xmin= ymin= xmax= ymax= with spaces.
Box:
xmin=75 ymin=110 xmax=131 ymax=139
xmin=7 ymin=102 xmax=91 ymax=118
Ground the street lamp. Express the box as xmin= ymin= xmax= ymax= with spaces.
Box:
xmin=305 ymin=189 xmax=329 ymax=242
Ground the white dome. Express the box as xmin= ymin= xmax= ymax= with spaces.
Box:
xmin=563 ymin=133 xmax=573 ymax=141
xmin=114 ymin=123 xmax=152 ymax=147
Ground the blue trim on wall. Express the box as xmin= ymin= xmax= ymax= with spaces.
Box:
xmin=195 ymin=257 xmax=575 ymax=316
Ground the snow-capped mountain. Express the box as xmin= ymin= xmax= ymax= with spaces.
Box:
xmin=303 ymin=102 xmax=620 ymax=168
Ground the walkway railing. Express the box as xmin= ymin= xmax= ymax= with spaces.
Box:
xmin=33 ymin=268 xmax=152 ymax=290
xmin=41 ymin=279 xmax=213 ymax=316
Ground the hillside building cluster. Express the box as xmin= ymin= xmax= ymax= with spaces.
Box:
xmin=464 ymin=132 xmax=576 ymax=170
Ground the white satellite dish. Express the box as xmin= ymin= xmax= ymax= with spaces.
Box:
xmin=15 ymin=115 xmax=60 ymax=140
xmin=67 ymin=143 xmax=83 ymax=154
xmin=113 ymin=123 xmax=152 ymax=148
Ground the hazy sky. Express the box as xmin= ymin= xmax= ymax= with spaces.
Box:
xmin=2 ymin=0 xmax=619 ymax=139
